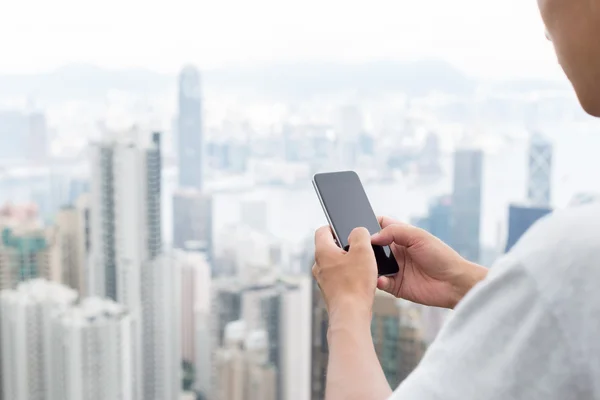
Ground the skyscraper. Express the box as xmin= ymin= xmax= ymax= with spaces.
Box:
xmin=52 ymin=206 xmax=87 ymax=294
xmin=48 ymin=297 xmax=137 ymax=400
xmin=75 ymin=194 xmax=91 ymax=296
xmin=411 ymin=195 xmax=452 ymax=245
xmin=141 ymin=253 xmax=182 ymax=400
xmin=505 ymin=204 xmax=552 ymax=253
xmin=310 ymin=288 xmax=426 ymax=399
xmin=451 ymin=149 xmax=483 ymax=263
xmin=371 ymin=293 xmax=426 ymax=386
xmin=210 ymin=284 xmax=243 ymax=398
xmin=243 ymin=281 xmax=304 ymax=400
xmin=89 ymin=131 xmax=165 ymax=400
xmin=527 ymin=133 xmax=553 ymax=207
xmin=177 ymin=249 xmax=211 ymax=365
xmin=210 ymin=275 xmax=310 ymax=400
xmin=0 ymin=279 xmax=78 ymax=400
xmin=310 ymin=281 xmax=329 ymax=400
xmin=215 ymin=322 xmax=276 ymax=400
xmin=178 ymin=65 xmax=203 ymax=190
xmin=172 ymin=189 xmax=213 ymax=261
xmin=89 ymin=131 xmax=162 ymax=299
xmin=0 ymin=204 xmax=52 ymax=290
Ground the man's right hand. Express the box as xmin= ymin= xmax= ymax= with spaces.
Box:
xmin=371 ymin=216 xmax=488 ymax=309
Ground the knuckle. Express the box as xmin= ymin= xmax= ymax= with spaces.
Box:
xmin=314 ymin=251 xmax=325 ymax=264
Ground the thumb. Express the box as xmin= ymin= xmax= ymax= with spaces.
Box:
xmin=347 ymin=227 xmax=373 ymax=254
xmin=371 ymin=223 xmax=424 ymax=248
xmin=377 ymin=276 xmax=396 ymax=293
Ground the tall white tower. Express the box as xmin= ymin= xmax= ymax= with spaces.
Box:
xmin=141 ymin=253 xmax=181 ymax=400
xmin=89 ymin=131 xmax=168 ymax=400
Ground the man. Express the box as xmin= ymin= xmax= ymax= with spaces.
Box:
xmin=312 ymin=1 xmax=600 ymax=399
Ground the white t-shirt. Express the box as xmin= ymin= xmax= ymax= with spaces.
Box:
xmin=391 ymin=203 xmax=600 ymax=399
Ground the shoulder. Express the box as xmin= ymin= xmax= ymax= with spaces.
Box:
xmin=508 ymin=203 xmax=600 ymax=273
xmin=500 ymin=202 xmax=600 ymax=325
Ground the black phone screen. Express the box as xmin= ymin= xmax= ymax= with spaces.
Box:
xmin=313 ymin=171 xmax=400 ymax=276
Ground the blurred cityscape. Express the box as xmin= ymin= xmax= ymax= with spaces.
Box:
xmin=0 ymin=58 xmax=599 ymax=400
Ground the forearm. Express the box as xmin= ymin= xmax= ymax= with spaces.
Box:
xmin=449 ymin=261 xmax=488 ymax=308
xmin=326 ymin=304 xmax=392 ymax=400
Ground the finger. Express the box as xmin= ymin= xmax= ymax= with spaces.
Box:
xmin=377 ymin=275 xmax=395 ymax=293
xmin=314 ymin=225 xmax=342 ymax=257
xmin=377 ymin=215 xmax=400 ymax=228
xmin=371 ymin=223 xmax=424 ymax=248
xmin=347 ymin=227 xmax=373 ymax=254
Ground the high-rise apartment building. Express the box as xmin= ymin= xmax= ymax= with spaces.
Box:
xmin=215 ymin=322 xmax=276 ymax=400
xmin=172 ymin=189 xmax=213 ymax=261
xmin=243 ymin=280 xmax=307 ymax=400
xmin=177 ymin=249 xmax=211 ymax=364
xmin=89 ymin=131 xmax=170 ymax=400
xmin=141 ymin=253 xmax=182 ymax=400
xmin=527 ymin=133 xmax=553 ymax=207
xmin=210 ymin=276 xmax=310 ymax=400
xmin=210 ymin=283 xmax=243 ymax=398
xmin=178 ymin=65 xmax=203 ymax=190
xmin=0 ymin=279 xmax=78 ymax=400
xmin=48 ymin=297 xmax=136 ymax=400
xmin=311 ymin=289 xmax=426 ymax=399
xmin=89 ymin=131 xmax=162 ymax=301
xmin=371 ymin=293 xmax=426 ymax=386
xmin=0 ymin=204 xmax=53 ymax=290
xmin=52 ymin=205 xmax=88 ymax=294
xmin=195 ymin=307 xmax=212 ymax=399
xmin=451 ymin=149 xmax=483 ymax=263
xmin=310 ymin=281 xmax=328 ymax=400
xmin=75 ymin=194 xmax=92 ymax=294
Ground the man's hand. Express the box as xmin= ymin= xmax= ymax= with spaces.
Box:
xmin=371 ymin=216 xmax=488 ymax=309
xmin=313 ymin=226 xmax=378 ymax=320
xmin=313 ymin=226 xmax=393 ymax=400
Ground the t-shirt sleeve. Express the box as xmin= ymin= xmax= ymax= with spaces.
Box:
xmin=390 ymin=256 xmax=577 ymax=400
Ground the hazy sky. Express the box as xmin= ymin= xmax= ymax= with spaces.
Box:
xmin=0 ymin=0 xmax=564 ymax=79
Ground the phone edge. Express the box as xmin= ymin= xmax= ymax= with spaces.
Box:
xmin=312 ymin=174 xmax=344 ymax=249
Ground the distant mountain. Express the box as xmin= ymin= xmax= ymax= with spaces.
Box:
xmin=0 ymin=60 xmax=565 ymax=103
xmin=0 ymin=64 xmax=173 ymax=102
xmin=202 ymin=59 xmax=476 ymax=98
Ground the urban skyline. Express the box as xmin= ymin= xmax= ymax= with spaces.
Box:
xmin=0 ymin=52 xmax=599 ymax=400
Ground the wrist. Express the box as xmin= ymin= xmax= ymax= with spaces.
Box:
xmin=449 ymin=261 xmax=488 ymax=308
xmin=328 ymin=297 xmax=372 ymax=330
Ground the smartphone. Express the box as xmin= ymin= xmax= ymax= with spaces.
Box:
xmin=312 ymin=171 xmax=400 ymax=277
